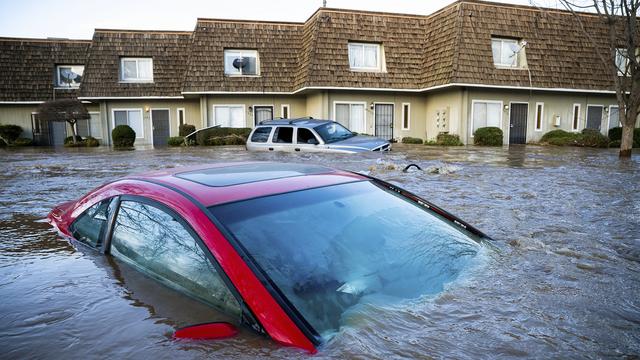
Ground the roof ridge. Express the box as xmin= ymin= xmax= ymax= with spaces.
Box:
xmin=449 ymin=3 xmax=465 ymax=84
xmin=196 ymin=18 xmax=304 ymax=26
xmin=0 ymin=36 xmax=91 ymax=43
xmin=94 ymin=29 xmax=192 ymax=34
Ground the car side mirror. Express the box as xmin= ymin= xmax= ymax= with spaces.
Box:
xmin=307 ymin=138 xmax=319 ymax=145
xmin=173 ymin=322 xmax=239 ymax=340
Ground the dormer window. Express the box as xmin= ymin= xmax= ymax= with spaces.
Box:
xmin=615 ymin=48 xmax=630 ymax=76
xmin=120 ymin=57 xmax=153 ymax=82
xmin=348 ymin=42 xmax=384 ymax=72
xmin=56 ymin=65 xmax=84 ymax=88
xmin=491 ymin=37 xmax=526 ymax=68
xmin=224 ymin=50 xmax=259 ymax=76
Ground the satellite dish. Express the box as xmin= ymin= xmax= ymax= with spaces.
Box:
xmin=232 ymin=57 xmax=247 ymax=69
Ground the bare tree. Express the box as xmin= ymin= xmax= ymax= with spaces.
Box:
xmin=556 ymin=0 xmax=639 ymax=157
xmin=37 ymin=99 xmax=90 ymax=145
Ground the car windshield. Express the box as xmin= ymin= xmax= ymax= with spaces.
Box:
xmin=208 ymin=181 xmax=484 ymax=339
xmin=314 ymin=122 xmax=355 ymax=143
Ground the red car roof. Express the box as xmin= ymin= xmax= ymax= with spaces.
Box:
xmin=124 ymin=162 xmax=367 ymax=207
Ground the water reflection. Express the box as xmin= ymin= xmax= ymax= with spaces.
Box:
xmin=0 ymin=145 xmax=638 ymax=358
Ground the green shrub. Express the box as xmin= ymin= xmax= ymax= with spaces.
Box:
xmin=205 ymin=134 xmax=247 ymax=146
xmin=473 ymin=127 xmax=503 ymax=146
xmin=168 ymin=136 xmax=185 ymax=147
xmin=179 ymin=124 xmax=196 ymax=137
xmin=112 ymin=125 xmax=136 ymax=147
xmin=608 ymin=127 xmax=622 ymax=141
xmin=635 ymin=128 xmax=640 ymax=148
xmin=13 ymin=137 xmax=33 ymax=146
xmin=609 ymin=140 xmax=621 ymax=148
xmin=423 ymin=139 xmax=437 ymax=145
xmin=0 ymin=138 xmax=6 ymax=147
xmin=196 ymin=127 xmax=251 ymax=146
xmin=0 ymin=124 xmax=23 ymax=144
xmin=436 ymin=133 xmax=463 ymax=146
xmin=579 ymin=129 xmax=609 ymax=148
xmin=401 ymin=136 xmax=423 ymax=144
xmin=64 ymin=135 xmax=83 ymax=145
xmin=84 ymin=136 xmax=99 ymax=147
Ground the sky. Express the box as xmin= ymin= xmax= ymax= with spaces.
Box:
xmin=0 ymin=0 xmax=563 ymax=40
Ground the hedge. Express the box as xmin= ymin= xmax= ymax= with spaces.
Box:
xmin=196 ymin=127 xmax=252 ymax=146
xmin=206 ymin=134 xmax=247 ymax=146
xmin=473 ymin=127 xmax=503 ymax=146
xmin=168 ymin=136 xmax=185 ymax=147
xmin=179 ymin=124 xmax=196 ymax=137
xmin=436 ymin=133 xmax=463 ymax=146
xmin=0 ymin=124 xmax=23 ymax=144
xmin=13 ymin=137 xmax=33 ymax=146
xmin=608 ymin=127 xmax=640 ymax=147
xmin=540 ymin=129 xmax=609 ymax=148
xmin=401 ymin=136 xmax=423 ymax=144
xmin=112 ymin=125 xmax=136 ymax=147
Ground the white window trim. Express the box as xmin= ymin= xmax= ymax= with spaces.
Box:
xmin=211 ymin=104 xmax=247 ymax=128
xmin=149 ymin=108 xmax=171 ymax=145
xmin=88 ymin=111 xmax=102 ymax=139
xmin=55 ymin=64 xmax=84 ymax=88
xmin=31 ymin=112 xmax=41 ymax=135
xmin=534 ymin=102 xmax=544 ymax=132
xmin=281 ymin=104 xmax=290 ymax=119
xmin=111 ymin=108 xmax=145 ymax=139
xmin=401 ymin=102 xmax=411 ymax=130
xmin=223 ymin=49 xmax=260 ymax=77
xmin=608 ymin=105 xmax=620 ymax=130
xmin=252 ymin=104 xmax=275 ymax=126
xmin=348 ymin=42 xmax=384 ymax=72
xmin=491 ymin=38 xmax=523 ymax=68
xmin=176 ymin=108 xmax=186 ymax=131
xmin=333 ymin=101 xmax=368 ymax=133
xmin=120 ymin=58 xmax=153 ymax=82
xmin=571 ymin=103 xmax=581 ymax=132
xmin=470 ymin=99 xmax=503 ymax=137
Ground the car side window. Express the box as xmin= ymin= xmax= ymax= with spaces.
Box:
xmin=251 ymin=127 xmax=272 ymax=143
xmin=70 ymin=198 xmax=113 ymax=248
xmin=109 ymin=200 xmax=241 ymax=318
xmin=273 ymin=127 xmax=293 ymax=143
xmin=297 ymin=128 xmax=318 ymax=144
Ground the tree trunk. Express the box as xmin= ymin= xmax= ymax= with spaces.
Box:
xmin=69 ymin=120 xmax=78 ymax=144
xmin=619 ymin=124 xmax=633 ymax=157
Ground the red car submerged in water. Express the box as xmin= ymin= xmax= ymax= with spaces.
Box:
xmin=48 ymin=162 xmax=489 ymax=353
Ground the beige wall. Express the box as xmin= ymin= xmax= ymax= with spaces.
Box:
xmin=100 ymin=99 xmax=200 ymax=145
xmin=424 ymin=89 xmax=464 ymax=142
xmin=204 ymin=95 xmax=307 ymax=128
xmin=0 ymin=103 xmax=100 ymax=140
xmin=465 ymin=89 xmax=620 ymax=144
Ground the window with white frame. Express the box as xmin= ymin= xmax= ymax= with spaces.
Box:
xmin=120 ymin=58 xmax=153 ymax=82
xmin=56 ymin=65 xmax=84 ymax=87
xmin=177 ymin=108 xmax=185 ymax=127
xmin=471 ymin=101 xmax=502 ymax=134
xmin=608 ymin=105 xmax=621 ymax=130
xmin=212 ymin=105 xmax=245 ymax=128
xmin=113 ymin=109 xmax=144 ymax=138
xmin=615 ymin=48 xmax=631 ymax=76
xmin=491 ymin=38 xmax=524 ymax=68
xmin=535 ymin=103 xmax=544 ymax=131
xmin=571 ymin=104 xmax=581 ymax=131
xmin=224 ymin=50 xmax=259 ymax=76
xmin=402 ymin=103 xmax=410 ymax=130
xmin=348 ymin=42 xmax=383 ymax=71
xmin=89 ymin=112 xmax=102 ymax=139
xmin=281 ymin=104 xmax=290 ymax=119
xmin=334 ymin=102 xmax=366 ymax=133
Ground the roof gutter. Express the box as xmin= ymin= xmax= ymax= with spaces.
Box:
xmin=77 ymin=96 xmax=185 ymax=100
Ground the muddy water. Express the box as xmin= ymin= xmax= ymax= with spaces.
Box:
xmin=0 ymin=145 xmax=638 ymax=359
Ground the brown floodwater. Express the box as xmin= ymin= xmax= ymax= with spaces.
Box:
xmin=0 ymin=144 xmax=638 ymax=359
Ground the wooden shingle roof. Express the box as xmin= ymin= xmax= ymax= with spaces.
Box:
xmin=0 ymin=37 xmax=89 ymax=102
xmin=79 ymin=30 xmax=192 ymax=98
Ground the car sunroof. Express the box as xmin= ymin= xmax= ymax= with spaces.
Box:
xmin=174 ymin=163 xmax=335 ymax=187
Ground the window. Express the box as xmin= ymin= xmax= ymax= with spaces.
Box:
xmin=535 ymin=103 xmax=544 ymax=131
xmin=70 ymin=198 xmax=114 ymax=248
xmin=31 ymin=113 xmax=41 ymax=135
xmin=281 ymin=104 xmax=290 ymax=119
xmin=110 ymin=200 xmax=241 ymax=317
xmin=56 ymin=65 xmax=84 ymax=87
xmin=348 ymin=42 xmax=383 ymax=71
xmin=334 ymin=102 xmax=366 ymax=133
xmin=471 ymin=100 xmax=502 ymax=135
xmin=76 ymin=119 xmax=90 ymax=137
xmin=615 ymin=48 xmax=632 ymax=76
xmin=608 ymin=106 xmax=621 ymax=130
xmin=224 ymin=50 xmax=259 ymax=76
xmin=89 ymin=112 xmax=102 ymax=139
xmin=113 ymin=109 xmax=144 ymax=138
xmin=297 ymin=128 xmax=318 ymax=144
xmin=212 ymin=105 xmax=245 ymax=128
xmin=491 ymin=38 xmax=524 ymax=68
xmin=177 ymin=108 xmax=185 ymax=127
xmin=273 ymin=127 xmax=293 ymax=143
xmin=314 ymin=122 xmax=355 ymax=144
xmin=402 ymin=103 xmax=410 ymax=130
xmin=253 ymin=106 xmax=274 ymax=126
xmin=572 ymin=104 xmax=581 ymax=131
xmin=120 ymin=58 xmax=153 ymax=82
xmin=251 ymin=127 xmax=272 ymax=143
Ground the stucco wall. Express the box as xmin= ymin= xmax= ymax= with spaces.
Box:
xmin=204 ymin=95 xmax=307 ymax=128
xmin=0 ymin=103 xmax=100 ymax=140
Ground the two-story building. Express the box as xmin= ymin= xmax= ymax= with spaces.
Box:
xmin=0 ymin=0 xmax=636 ymax=146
